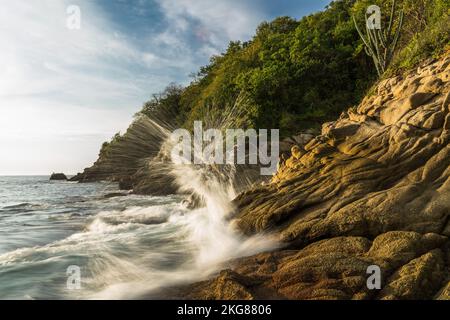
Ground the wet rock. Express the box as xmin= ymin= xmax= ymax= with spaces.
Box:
xmin=179 ymin=270 xmax=257 ymax=300
xmin=118 ymin=177 xmax=133 ymax=190
xmin=174 ymin=232 xmax=448 ymax=300
xmin=103 ymin=192 xmax=128 ymax=199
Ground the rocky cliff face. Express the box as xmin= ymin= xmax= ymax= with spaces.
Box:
xmin=171 ymin=53 xmax=450 ymax=300
xmin=70 ymin=115 xmax=180 ymax=195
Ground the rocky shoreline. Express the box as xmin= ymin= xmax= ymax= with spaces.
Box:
xmin=162 ymin=54 xmax=450 ymax=300
xmin=72 ymin=53 xmax=450 ymax=300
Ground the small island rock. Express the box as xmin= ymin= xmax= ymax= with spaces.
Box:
xmin=49 ymin=173 xmax=68 ymax=181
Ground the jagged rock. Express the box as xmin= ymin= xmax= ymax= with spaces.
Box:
xmin=177 ymin=270 xmax=256 ymax=300
xmin=322 ymin=121 xmax=360 ymax=141
xmin=68 ymin=172 xmax=83 ymax=182
xmin=70 ymin=116 xmax=176 ymax=193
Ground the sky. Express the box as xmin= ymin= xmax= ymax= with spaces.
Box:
xmin=0 ymin=0 xmax=331 ymax=175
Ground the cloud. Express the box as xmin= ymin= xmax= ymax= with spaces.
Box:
xmin=0 ymin=0 xmax=331 ymax=175
xmin=0 ymin=1 xmax=166 ymax=104
xmin=156 ymin=0 xmax=264 ymax=41
xmin=0 ymin=0 xmax=159 ymax=174
xmin=153 ymin=0 xmax=266 ymax=60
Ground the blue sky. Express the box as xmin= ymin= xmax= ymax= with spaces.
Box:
xmin=0 ymin=0 xmax=331 ymax=175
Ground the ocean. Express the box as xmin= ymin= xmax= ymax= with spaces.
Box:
xmin=0 ymin=176 xmax=275 ymax=299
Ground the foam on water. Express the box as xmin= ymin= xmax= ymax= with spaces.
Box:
xmin=0 ymin=173 xmax=277 ymax=299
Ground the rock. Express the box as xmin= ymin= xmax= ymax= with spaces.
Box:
xmin=348 ymin=110 xmax=369 ymax=123
xmin=68 ymin=172 xmax=83 ymax=182
xmin=68 ymin=115 xmax=174 ymax=191
xmin=411 ymin=109 xmax=445 ymax=130
xmin=323 ymin=122 xmax=360 ymax=141
xmin=419 ymin=77 xmax=443 ymax=93
xmin=380 ymin=92 xmax=436 ymax=125
xmin=280 ymin=132 xmax=316 ymax=154
xmin=172 ymin=232 xmax=448 ymax=300
xmin=49 ymin=173 xmax=67 ymax=181
xmin=408 ymin=92 xmax=437 ymax=109
xmin=293 ymin=133 xmax=315 ymax=145
xmin=169 ymin=54 xmax=450 ymax=300
xmin=103 ymin=192 xmax=128 ymax=199
xmin=366 ymin=232 xmax=447 ymax=269
xmin=291 ymin=145 xmax=305 ymax=159
xmin=181 ymin=270 xmax=256 ymax=300
xmin=435 ymin=281 xmax=450 ymax=300
xmin=378 ymin=249 xmax=445 ymax=300
xmin=118 ymin=177 xmax=133 ymax=190
xmin=234 ymin=55 xmax=450 ymax=239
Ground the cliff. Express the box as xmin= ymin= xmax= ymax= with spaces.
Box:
xmin=169 ymin=53 xmax=450 ymax=300
xmin=70 ymin=114 xmax=180 ymax=195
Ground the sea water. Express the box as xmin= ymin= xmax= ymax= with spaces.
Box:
xmin=0 ymin=176 xmax=275 ymax=299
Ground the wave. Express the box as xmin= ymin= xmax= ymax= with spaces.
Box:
xmin=1 ymin=203 xmax=48 ymax=214
xmin=0 ymin=154 xmax=278 ymax=299
xmin=3 ymin=203 xmax=34 ymax=209
xmin=90 ymin=205 xmax=179 ymax=227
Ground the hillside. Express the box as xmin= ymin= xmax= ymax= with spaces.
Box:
xmin=72 ymin=0 xmax=449 ymax=192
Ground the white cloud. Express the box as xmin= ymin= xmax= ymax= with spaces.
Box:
xmin=156 ymin=0 xmax=264 ymax=42
xmin=0 ymin=0 xmax=171 ymax=174
xmin=0 ymin=0 xmax=275 ymax=175
xmin=0 ymin=1 xmax=153 ymax=101
xmin=154 ymin=0 xmax=265 ymax=59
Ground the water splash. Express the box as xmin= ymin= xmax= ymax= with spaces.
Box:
xmin=84 ymin=96 xmax=279 ymax=298
xmin=0 ymin=96 xmax=279 ymax=299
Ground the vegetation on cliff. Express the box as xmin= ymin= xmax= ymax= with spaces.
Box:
xmin=76 ymin=0 xmax=449 ymax=189
xmin=154 ymin=0 xmax=448 ymax=135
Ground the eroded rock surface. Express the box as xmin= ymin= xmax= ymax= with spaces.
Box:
xmin=174 ymin=54 xmax=450 ymax=300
